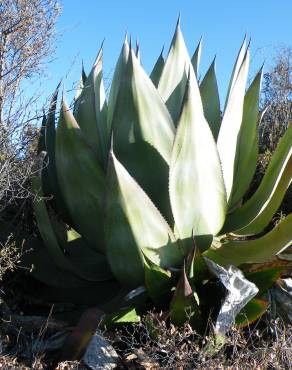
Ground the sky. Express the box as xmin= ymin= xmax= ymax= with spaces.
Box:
xmin=43 ymin=0 xmax=292 ymax=105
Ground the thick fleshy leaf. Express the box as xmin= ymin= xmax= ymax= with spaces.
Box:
xmin=199 ymin=58 xmax=221 ymax=140
xmin=37 ymin=115 xmax=46 ymax=154
xmin=107 ymin=37 xmax=129 ymax=131
xmin=49 ymin=213 xmax=113 ymax=281
xmin=224 ymin=37 xmax=247 ymax=110
xmin=204 ymin=214 xmax=292 ymax=267
xmin=158 ymin=19 xmax=192 ymax=124
xmin=169 ymin=69 xmax=227 ymax=246
xmin=144 ymin=255 xmax=173 ymax=305
xmin=217 ymin=47 xmax=250 ymax=200
xmin=32 ymin=163 xmax=111 ymax=282
xmin=74 ymin=62 xmax=87 ymax=103
xmin=29 ymin=202 xmax=72 ymax=283
xmin=191 ymin=37 xmax=202 ymax=78
xmin=113 ymin=49 xmax=174 ymax=162
xmin=228 ymin=68 xmax=263 ymax=210
xmin=65 ymin=238 xmax=113 ymax=281
xmin=169 ymin=264 xmax=202 ymax=329
xmin=223 ymin=125 xmax=292 ymax=235
xmin=135 ymin=40 xmax=141 ymax=62
xmin=44 ymin=84 xmax=72 ymax=221
xmin=245 ymin=267 xmax=283 ymax=295
xmin=32 ymin=169 xmax=82 ymax=277
xmin=25 ymin=262 xmax=122 ymax=304
xmin=112 ymin=48 xmax=175 ymax=223
xmin=142 ymin=244 xmax=184 ymax=268
xmin=235 ymin=298 xmax=268 ymax=327
xmin=186 ymin=237 xmax=201 ymax=280
xmin=56 ymin=99 xmax=105 ymax=252
xmin=100 ymin=308 xmax=140 ymax=329
xmin=74 ymin=46 xmax=108 ymax=169
xmin=105 ymin=151 xmax=179 ymax=287
xmin=150 ymin=47 xmax=164 ymax=87
xmin=21 ymin=235 xmax=91 ymax=288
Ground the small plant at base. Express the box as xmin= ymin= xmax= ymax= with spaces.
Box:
xmin=0 ymin=235 xmax=21 ymax=281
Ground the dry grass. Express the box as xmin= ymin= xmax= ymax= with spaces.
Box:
xmin=0 ymin=358 xmax=83 ymax=369
xmin=111 ymin=313 xmax=292 ymax=369
xmin=0 ymin=310 xmax=291 ymax=369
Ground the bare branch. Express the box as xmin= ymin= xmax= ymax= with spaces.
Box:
xmin=259 ymin=46 xmax=292 ymax=152
xmin=0 ymin=0 xmax=60 ymax=210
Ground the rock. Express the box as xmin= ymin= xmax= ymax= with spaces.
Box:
xmin=204 ymin=258 xmax=258 ymax=335
xmin=82 ymin=330 xmax=119 ymax=370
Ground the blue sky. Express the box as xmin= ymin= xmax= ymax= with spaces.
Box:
xmin=44 ymin=0 xmax=292 ymax=105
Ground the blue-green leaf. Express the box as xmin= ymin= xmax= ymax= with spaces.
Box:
xmin=217 ymin=47 xmax=250 ymax=201
xmin=170 ymin=263 xmax=202 ymax=329
xmin=169 ymin=69 xmax=227 ymax=245
xmin=223 ymin=125 xmax=292 ymax=235
xmin=158 ymin=19 xmax=192 ymax=124
xmin=56 ymin=99 xmax=105 ymax=252
xmin=107 ymin=37 xmax=129 ymax=131
xmin=191 ymin=37 xmax=202 ymax=78
xmin=112 ymin=48 xmax=175 ymax=223
xmin=150 ymin=47 xmax=164 ymax=87
xmin=224 ymin=36 xmax=247 ymax=110
xmin=105 ymin=150 xmax=179 ymax=287
xmin=199 ymin=58 xmax=221 ymax=140
xmin=144 ymin=255 xmax=174 ymax=305
xmin=32 ymin=161 xmax=111 ymax=282
xmin=205 ymin=214 xmax=292 ymax=267
xmin=74 ymin=46 xmax=108 ymax=169
xmin=228 ymin=68 xmax=263 ymax=210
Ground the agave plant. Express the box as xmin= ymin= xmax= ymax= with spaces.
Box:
xmin=27 ymin=19 xmax=292 ymax=330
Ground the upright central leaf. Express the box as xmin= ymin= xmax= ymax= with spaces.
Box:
xmin=107 ymin=37 xmax=130 ymax=133
xmin=74 ymin=46 xmax=108 ymax=170
xmin=169 ymin=68 xmax=227 ymax=245
xmin=217 ymin=47 xmax=250 ymax=201
xmin=157 ymin=19 xmax=192 ymax=124
xmin=191 ymin=38 xmax=202 ymax=78
xmin=224 ymin=37 xmax=247 ymax=111
xmin=111 ymin=48 xmax=175 ymax=223
xmin=199 ymin=58 xmax=221 ymax=140
xmin=150 ymin=48 xmax=165 ymax=87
